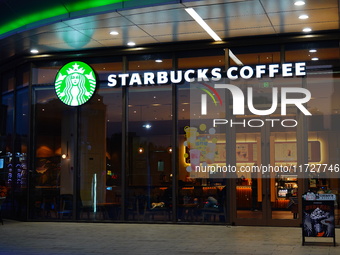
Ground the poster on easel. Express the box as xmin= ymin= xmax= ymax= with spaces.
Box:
xmin=302 ymin=193 xmax=336 ymax=246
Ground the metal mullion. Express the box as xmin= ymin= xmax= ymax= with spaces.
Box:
xmin=121 ymin=56 xmax=128 ymax=221
xmin=171 ymin=53 xmax=178 ymax=222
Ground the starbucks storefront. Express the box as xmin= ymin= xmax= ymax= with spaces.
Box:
xmin=1 ymin=37 xmax=340 ymax=227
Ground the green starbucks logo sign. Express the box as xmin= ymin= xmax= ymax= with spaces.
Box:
xmin=55 ymin=61 xmax=96 ymax=106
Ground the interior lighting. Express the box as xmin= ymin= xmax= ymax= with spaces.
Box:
xmin=30 ymin=49 xmax=39 ymax=54
xmin=311 ymin=57 xmax=319 ymax=61
xmin=309 ymin=49 xmax=317 ymax=53
xmin=143 ymin=124 xmax=152 ymax=129
xmin=110 ymin=31 xmax=119 ymax=35
xmin=294 ymin=1 xmax=305 ymax=6
xmin=185 ymin=8 xmax=222 ymax=41
xmin=155 ymin=59 xmax=163 ymax=63
xmin=127 ymin=41 xmax=136 ymax=46
xmin=167 ymin=146 xmax=173 ymax=154
xmin=298 ymin=14 xmax=309 ymax=20
xmin=302 ymin=27 xmax=312 ymax=32
xmin=138 ymin=146 xmax=144 ymax=154
xmin=229 ymin=50 xmax=243 ymax=66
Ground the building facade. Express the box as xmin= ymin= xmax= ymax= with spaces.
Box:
xmin=0 ymin=0 xmax=339 ymax=227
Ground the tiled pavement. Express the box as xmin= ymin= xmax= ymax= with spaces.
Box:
xmin=0 ymin=220 xmax=339 ymax=255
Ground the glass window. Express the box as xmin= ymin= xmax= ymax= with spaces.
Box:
xmin=0 ymin=93 xmax=14 ymax=218
xmin=16 ymin=65 xmax=30 ymax=88
xmin=230 ymin=45 xmax=281 ymax=66
xmin=32 ymin=87 xmax=73 ymax=220
xmin=126 ymin=53 xmax=173 ymax=222
xmin=79 ymin=57 xmax=123 ymax=221
xmin=13 ymin=88 xmax=29 ymax=219
xmin=1 ymin=70 xmax=15 ymax=93
xmin=177 ymin=49 xmax=228 ymax=223
xmin=285 ymin=41 xmax=339 ymax=65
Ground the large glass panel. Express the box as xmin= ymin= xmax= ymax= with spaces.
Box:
xmin=287 ymin=41 xmax=340 ymax=227
xmin=229 ymin=45 xmax=289 ymax=223
xmin=1 ymin=70 xmax=15 ymax=93
xmin=32 ymin=87 xmax=76 ymax=220
xmin=79 ymin=58 xmax=123 ymax=221
xmin=0 ymin=92 xmax=14 ymax=218
xmin=1 ymin=68 xmax=29 ymax=220
xmin=229 ymin=45 xmax=280 ymax=66
xmin=16 ymin=65 xmax=30 ymax=89
xmin=31 ymin=61 xmax=76 ymax=220
xmin=126 ymin=53 xmax=173 ymax=222
xmin=177 ymin=49 xmax=228 ymax=223
xmin=13 ymin=88 xmax=29 ymax=219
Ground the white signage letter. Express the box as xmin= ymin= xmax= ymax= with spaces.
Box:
xmin=184 ymin=69 xmax=195 ymax=82
xmin=269 ymin=64 xmax=279 ymax=77
xmin=108 ymin=74 xmax=117 ymax=87
xmin=295 ymin=62 xmax=306 ymax=76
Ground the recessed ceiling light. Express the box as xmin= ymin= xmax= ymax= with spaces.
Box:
xmin=302 ymin=27 xmax=312 ymax=32
xmin=127 ymin=42 xmax=136 ymax=46
xmin=155 ymin=59 xmax=163 ymax=63
xmin=110 ymin=31 xmax=119 ymax=35
xmin=30 ymin=49 xmax=39 ymax=54
xmin=309 ymin=49 xmax=317 ymax=53
xmin=299 ymin=14 xmax=309 ymax=20
xmin=311 ymin=57 xmax=319 ymax=61
xmin=294 ymin=1 xmax=305 ymax=6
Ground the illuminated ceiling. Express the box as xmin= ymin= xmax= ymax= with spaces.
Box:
xmin=0 ymin=0 xmax=339 ymax=63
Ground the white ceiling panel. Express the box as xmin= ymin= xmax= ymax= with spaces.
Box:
xmin=182 ymin=0 xmax=252 ymax=7
xmin=117 ymin=3 xmax=184 ymax=15
xmin=0 ymin=0 xmax=339 ymax=62
xmin=62 ymin=12 xmax=123 ymax=26
xmin=274 ymin=21 xmax=339 ymax=34
xmin=139 ymin=20 xmax=206 ymax=36
xmin=154 ymin=32 xmax=214 ymax=42
xmin=85 ymin=26 xmax=151 ymax=41
xmin=268 ymin=8 xmax=339 ymax=26
xmin=122 ymin=8 xmax=192 ymax=25
xmin=70 ymin=16 xmax=135 ymax=30
xmin=222 ymin=26 xmax=276 ymax=38
xmin=29 ymin=30 xmax=94 ymax=47
xmin=192 ymin=1 xmax=266 ymax=19
xmin=100 ymin=36 xmax=159 ymax=47
xmin=45 ymin=40 xmax=106 ymax=51
xmin=260 ymin=0 xmax=338 ymax=12
xmin=206 ymin=15 xmax=272 ymax=32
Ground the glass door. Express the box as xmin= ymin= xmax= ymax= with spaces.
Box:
xmin=231 ymin=76 xmax=304 ymax=226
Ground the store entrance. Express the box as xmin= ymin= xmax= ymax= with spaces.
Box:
xmin=232 ymin=127 xmax=302 ymax=227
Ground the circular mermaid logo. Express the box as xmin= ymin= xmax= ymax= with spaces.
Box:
xmin=55 ymin=61 xmax=96 ymax=106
